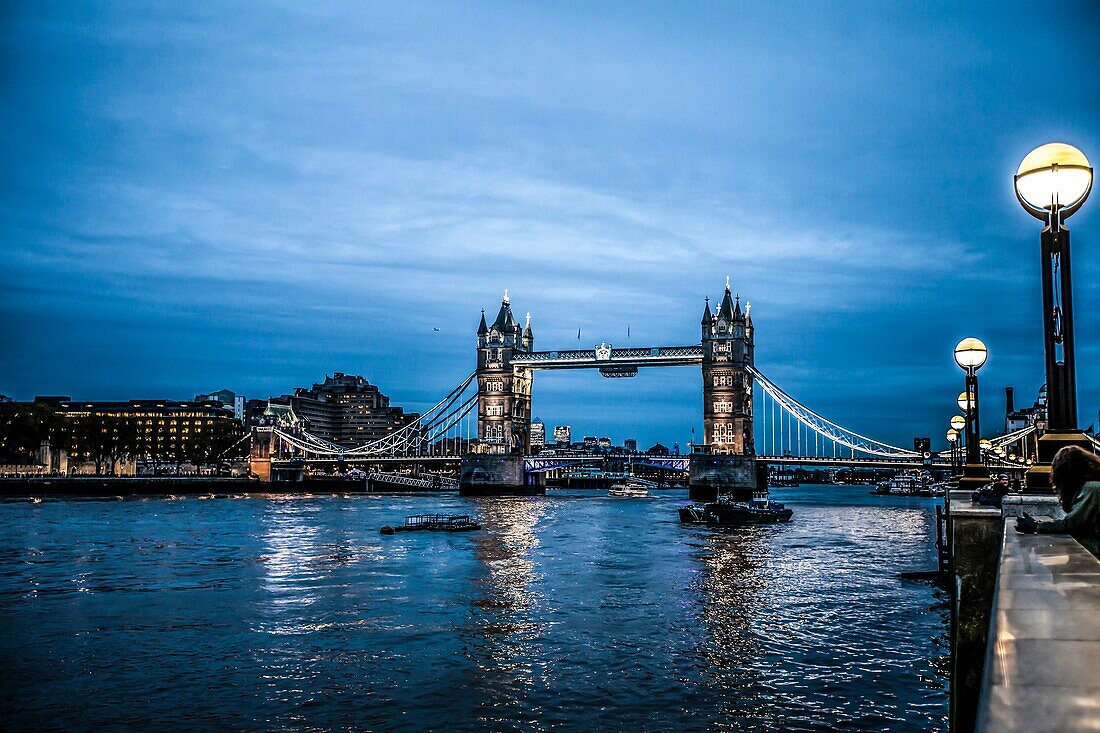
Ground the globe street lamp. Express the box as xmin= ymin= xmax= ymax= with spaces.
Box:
xmin=1015 ymin=144 xmax=1093 ymax=488
xmin=955 ymin=337 xmax=989 ymax=490
xmin=946 ymin=428 xmax=960 ymax=475
xmin=949 ymin=415 xmax=966 ymax=474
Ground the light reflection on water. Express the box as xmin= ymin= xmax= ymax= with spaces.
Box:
xmin=0 ymin=486 xmax=947 ymax=731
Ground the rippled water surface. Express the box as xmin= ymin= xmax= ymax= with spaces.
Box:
xmin=1 ymin=486 xmax=947 ymax=731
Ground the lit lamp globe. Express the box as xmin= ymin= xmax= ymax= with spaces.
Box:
xmin=954 ymin=337 xmax=989 ymax=372
xmin=957 ymin=391 xmax=976 ymax=411
xmin=1014 ymin=143 xmax=1093 ymax=221
xmin=946 ymin=429 xmax=958 ymax=444
xmin=950 ymin=415 xmax=967 ymax=431
xmin=979 ymin=439 xmax=993 ymax=451
xmin=994 ymin=447 xmax=1006 ymax=457
xmin=1009 ymin=453 xmax=1018 ymax=461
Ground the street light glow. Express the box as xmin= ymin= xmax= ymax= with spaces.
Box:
xmin=957 ymin=391 xmax=975 ymax=411
xmin=950 ymin=415 xmax=966 ymax=431
xmin=1014 ymin=143 xmax=1093 ymax=221
xmin=954 ymin=337 xmax=988 ymax=371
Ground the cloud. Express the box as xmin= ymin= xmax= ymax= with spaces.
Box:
xmin=1 ymin=0 xmax=1098 ymax=447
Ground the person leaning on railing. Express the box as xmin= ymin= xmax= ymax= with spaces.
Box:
xmin=1016 ymin=445 xmax=1100 ymax=556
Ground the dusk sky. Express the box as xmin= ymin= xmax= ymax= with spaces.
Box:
xmin=2 ymin=1 xmax=1098 ymax=449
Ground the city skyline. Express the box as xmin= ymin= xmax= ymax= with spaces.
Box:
xmin=3 ymin=1 xmax=1099 ymax=449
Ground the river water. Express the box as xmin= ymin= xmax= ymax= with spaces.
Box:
xmin=1 ymin=485 xmax=947 ymax=732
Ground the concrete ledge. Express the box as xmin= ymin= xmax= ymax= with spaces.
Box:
xmin=1000 ymin=494 xmax=1066 ymax=521
xmin=976 ymin=527 xmax=1100 ymax=733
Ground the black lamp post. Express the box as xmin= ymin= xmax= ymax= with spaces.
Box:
xmin=946 ymin=429 xmax=959 ymax=476
xmin=1014 ymin=143 xmax=1093 ymax=487
xmin=1014 ymin=144 xmax=1092 ymax=429
xmin=955 ymin=338 xmax=989 ymax=491
xmin=949 ymin=415 xmax=965 ymax=476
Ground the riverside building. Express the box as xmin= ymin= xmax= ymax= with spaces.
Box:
xmin=264 ymin=373 xmax=418 ymax=448
xmin=0 ymin=397 xmax=239 ymax=474
xmin=530 ymin=419 xmax=545 ymax=449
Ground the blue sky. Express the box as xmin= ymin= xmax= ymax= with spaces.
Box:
xmin=2 ymin=1 xmax=1098 ymax=449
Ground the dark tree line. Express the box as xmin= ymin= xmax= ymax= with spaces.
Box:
xmin=0 ymin=404 xmax=249 ymax=475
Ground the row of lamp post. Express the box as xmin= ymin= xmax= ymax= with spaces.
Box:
xmin=943 ymin=143 xmax=1092 ymax=491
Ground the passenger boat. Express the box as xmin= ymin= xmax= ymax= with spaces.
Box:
xmin=678 ymin=493 xmax=793 ymax=525
xmin=380 ymin=514 xmax=481 ymax=535
xmin=609 ymin=482 xmax=649 ymax=497
xmin=873 ymin=470 xmax=942 ymax=497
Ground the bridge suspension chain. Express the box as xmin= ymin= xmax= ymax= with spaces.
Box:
xmin=988 ymin=423 xmax=1036 ymax=449
xmin=272 ymin=372 xmax=478 ymax=458
xmin=750 ymin=366 xmax=919 ymax=459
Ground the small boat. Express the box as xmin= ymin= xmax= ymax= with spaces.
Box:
xmin=380 ymin=513 xmax=481 ymax=535
xmin=609 ymin=481 xmax=649 ymax=497
xmin=678 ymin=503 xmax=707 ymax=523
xmin=679 ymin=494 xmax=793 ymax=525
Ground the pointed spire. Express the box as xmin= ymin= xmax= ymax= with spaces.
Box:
xmin=718 ymin=281 xmax=736 ymax=321
xmin=700 ymin=295 xmax=712 ymax=325
xmin=491 ymin=291 xmax=515 ymax=332
xmin=523 ymin=312 xmax=533 ymax=338
xmin=477 ymin=308 xmax=488 ymax=336
xmin=734 ymin=293 xmax=743 ymax=317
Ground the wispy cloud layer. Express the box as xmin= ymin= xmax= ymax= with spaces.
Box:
xmin=2 ymin=1 xmax=1098 ymax=446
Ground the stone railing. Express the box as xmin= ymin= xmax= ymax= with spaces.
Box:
xmin=976 ymin=512 xmax=1100 ymax=732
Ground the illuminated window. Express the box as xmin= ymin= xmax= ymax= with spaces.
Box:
xmin=713 ymin=423 xmax=736 ymax=443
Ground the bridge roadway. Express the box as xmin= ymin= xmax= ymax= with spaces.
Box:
xmin=271 ymin=452 xmax=947 ymax=472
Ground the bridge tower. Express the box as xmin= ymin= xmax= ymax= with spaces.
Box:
xmin=462 ymin=291 xmax=541 ymax=495
xmin=690 ymin=278 xmax=763 ymax=501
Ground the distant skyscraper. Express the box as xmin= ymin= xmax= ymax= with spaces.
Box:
xmin=624 ymin=438 xmax=637 ymax=452
xmin=554 ymin=425 xmax=571 ymax=446
xmin=530 ymin=419 xmax=545 ymax=447
xmin=195 ymin=388 xmax=246 ymax=423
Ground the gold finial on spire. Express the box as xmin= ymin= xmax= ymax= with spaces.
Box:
xmin=525 ymin=312 xmax=531 ymax=327
xmin=503 ymin=289 xmax=510 ymax=305
xmin=725 ymin=276 xmax=731 ymax=291
xmin=746 ymin=301 xmax=751 ymax=316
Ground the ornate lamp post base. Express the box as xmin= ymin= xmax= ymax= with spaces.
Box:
xmin=1024 ymin=430 xmax=1094 ymax=491
xmin=958 ymin=463 xmax=991 ymax=493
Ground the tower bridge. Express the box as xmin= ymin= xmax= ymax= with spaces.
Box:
xmin=467 ymin=280 xmax=759 ymax=499
xmin=257 ymin=279 xmax=957 ymax=498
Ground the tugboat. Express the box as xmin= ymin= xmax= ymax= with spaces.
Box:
xmin=679 ymin=492 xmax=793 ymax=526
